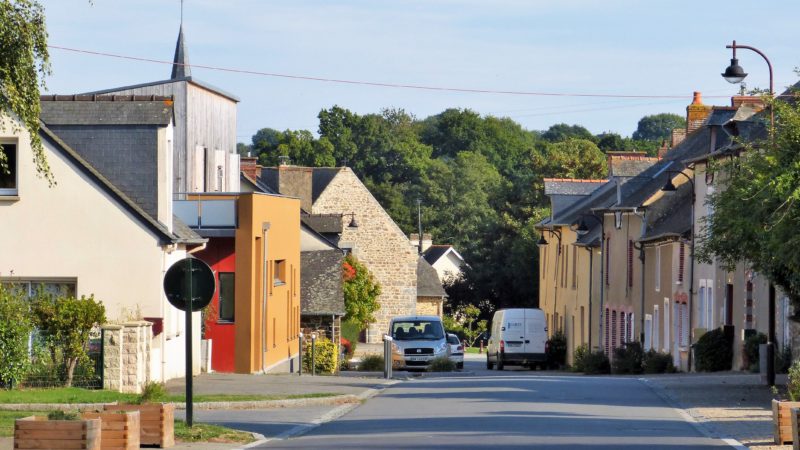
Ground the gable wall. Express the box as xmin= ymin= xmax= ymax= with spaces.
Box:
xmin=312 ymin=168 xmax=418 ymax=343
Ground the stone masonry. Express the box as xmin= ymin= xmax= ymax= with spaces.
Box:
xmin=102 ymin=321 xmax=152 ymax=393
xmin=312 ymin=168 xmax=418 ymax=343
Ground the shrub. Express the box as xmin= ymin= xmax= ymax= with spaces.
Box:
xmin=611 ymin=342 xmax=644 ymax=374
xmin=546 ymin=332 xmax=567 ymax=369
xmin=582 ymin=351 xmax=610 ymax=375
xmin=303 ymin=337 xmax=338 ymax=374
xmin=427 ymin=356 xmax=455 ymax=372
xmin=340 ymin=320 xmax=361 ymax=358
xmin=694 ymin=328 xmax=732 ymax=372
xmin=642 ymin=350 xmax=676 ymax=374
xmin=0 ymin=284 xmax=34 ymax=388
xmin=572 ymin=344 xmax=589 ymax=373
xmin=358 ymin=354 xmax=384 ymax=372
xmin=744 ymin=332 xmax=767 ymax=372
xmin=788 ymin=359 xmax=800 ymax=401
xmin=137 ymin=381 xmax=167 ymax=404
xmin=343 ymin=255 xmax=381 ymax=330
xmin=47 ymin=410 xmax=79 ymax=420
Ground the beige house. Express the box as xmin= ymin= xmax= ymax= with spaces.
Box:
xmin=0 ymin=109 xmax=204 ymax=384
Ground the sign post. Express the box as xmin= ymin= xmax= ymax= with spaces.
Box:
xmin=164 ymin=257 xmax=215 ymax=428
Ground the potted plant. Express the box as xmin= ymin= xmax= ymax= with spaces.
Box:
xmin=772 ymin=359 xmax=800 ymax=444
xmin=15 ymin=411 xmax=101 ymax=450
xmin=82 ymin=409 xmax=140 ymax=450
xmin=105 ymin=382 xmax=174 ymax=448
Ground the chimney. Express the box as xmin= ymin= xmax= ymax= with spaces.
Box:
xmin=671 ymin=128 xmax=687 ymax=147
xmin=686 ymin=91 xmax=712 ymax=134
xmin=277 ymin=166 xmax=314 ymax=212
xmin=421 ymin=234 xmax=433 ymax=253
xmin=657 ymin=140 xmax=669 ymax=159
xmin=731 ymin=95 xmax=765 ymax=111
xmin=240 ymin=156 xmax=260 ymax=181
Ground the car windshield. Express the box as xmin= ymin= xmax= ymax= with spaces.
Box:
xmin=392 ymin=320 xmax=444 ymax=340
xmin=447 ymin=335 xmax=460 ymax=345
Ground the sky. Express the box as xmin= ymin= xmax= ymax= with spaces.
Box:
xmin=40 ymin=0 xmax=800 ymax=144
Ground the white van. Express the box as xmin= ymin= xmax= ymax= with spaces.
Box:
xmin=486 ymin=308 xmax=547 ymax=370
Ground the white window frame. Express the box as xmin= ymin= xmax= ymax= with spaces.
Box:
xmin=707 ymin=284 xmax=714 ymax=329
xmin=653 ymin=305 xmax=660 ymax=351
xmin=698 ymin=284 xmax=706 ymax=329
xmin=654 ymin=246 xmax=661 ymax=292
xmin=0 ymin=141 xmax=19 ymax=197
xmin=644 ymin=314 xmax=653 ymax=350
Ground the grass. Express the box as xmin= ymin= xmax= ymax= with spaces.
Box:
xmin=0 ymin=411 xmax=48 ymax=437
xmin=465 ymin=347 xmax=485 ymax=354
xmin=0 ymin=388 xmax=338 ymax=404
xmin=174 ymin=420 xmax=255 ymax=444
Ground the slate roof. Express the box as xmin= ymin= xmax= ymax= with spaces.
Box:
xmin=40 ymin=96 xmax=173 ymax=126
xmin=417 ymin=257 xmax=447 ymax=298
xmin=302 ymin=214 xmax=343 ymax=234
xmin=607 ymin=152 xmax=658 ymax=178
xmin=543 ymin=179 xmax=606 ymax=196
xmin=38 ymin=123 xmax=196 ymax=246
xmin=172 ymin=215 xmax=205 ymax=244
xmin=301 ymin=250 xmax=345 ymax=316
xmin=422 ymin=245 xmax=450 ymax=265
xmin=639 ymin=183 xmax=692 ymax=243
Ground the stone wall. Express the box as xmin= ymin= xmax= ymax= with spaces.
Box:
xmin=313 ymin=168 xmax=418 ymax=343
xmin=102 ymin=321 xmax=152 ymax=393
xmin=417 ymin=297 xmax=443 ymax=317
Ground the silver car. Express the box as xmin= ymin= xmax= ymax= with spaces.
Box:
xmin=389 ymin=315 xmax=449 ymax=370
xmin=447 ymin=333 xmax=464 ymax=369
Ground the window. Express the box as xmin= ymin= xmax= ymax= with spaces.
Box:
xmin=0 ymin=143 xmax=18 ymax=196
xmin=707 ymin=285 xmax=714 ymax=329
xmin=193 ymin=146 xmax=206 ymax=192
xmin=1 ymin=279 xmax=76 ymax=298
xmin=663 ymin=298 xmax=670 ymax=352
xmin=273 ymin=260 xmax=286 ymax=286
xmin=218 ymin=273 xmax=235 ymax=322
xmin=644 ymin=314 xmax=653 ymax=350
xmin=698 ymin=285 xmax=706 ymax=329
xmin=653 ymin=305 xmax=660 ymax=351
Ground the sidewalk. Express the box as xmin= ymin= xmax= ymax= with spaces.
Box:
xmin=643 ymin=372 xmax=789 ymax=450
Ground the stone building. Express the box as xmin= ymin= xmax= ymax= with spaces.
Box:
xmin=417 ymin=257 xmax=447 ymax=317
xmin=262 ymin=165 xmax=419 ymax=343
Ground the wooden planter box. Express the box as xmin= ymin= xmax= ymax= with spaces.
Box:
xmin=773 ymin=399 xmax=800 ymax=444
xmin=104 ymin=403 xmax=174 ymax=448
xmin=82 ymin=410 xmax=140 ymax=450
xmin=14 ymin=415 xmax=101 ymax=450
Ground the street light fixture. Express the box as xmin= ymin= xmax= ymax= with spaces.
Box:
xmin=344 ymin=213 xmax=359 ymax=229
xmin=722 ymin=40 xmax=774 ymax=137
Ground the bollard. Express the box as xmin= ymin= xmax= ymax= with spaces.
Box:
xmin=479 ymin=341 xmax=484 ymax=354
xmin=298 ymin=332 xmax=304 ymax=376
xmin=383 ymin=335 xmax=393 ymax=379
xmin=311 ymin=332 xmax=317 ymax=376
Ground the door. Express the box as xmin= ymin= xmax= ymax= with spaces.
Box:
xmin=524 ymin=311 xmax=546 ymax=354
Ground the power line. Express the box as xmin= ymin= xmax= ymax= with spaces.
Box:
xmin=49 ymin=44 xmax=743 ymax=100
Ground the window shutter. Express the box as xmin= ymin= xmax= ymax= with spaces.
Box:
xmin=678 ymin=243 xmax=685 ymax=283
xmin=605 ymin=308 xmax=610 ymax=355
xmin=605 ymin=237 xmax=610 ymax=286
xmin=611 ymin=310 xmax=618 ymax=350
xmin=627 ymin=240 xmax=634 ymax=288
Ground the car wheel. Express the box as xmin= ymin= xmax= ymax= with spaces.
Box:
xmin=497 ymin=354 xmax=504 ymax=371
xmin=486 ymin=358 xmax=494 ymax=370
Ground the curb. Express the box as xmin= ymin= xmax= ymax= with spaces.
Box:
xmin=638 ymin=378 xmax=748 ymax=450
xmin=0 ymin=394 xmax=362 ymax=412
xmin=237 ymin=380 xmax=399 ymax=449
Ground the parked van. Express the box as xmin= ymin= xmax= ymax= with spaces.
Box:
xmin=486 ymin=308 xmax=547 ymax=370
xmin=389 ymin=315 xmax=449 ymax=370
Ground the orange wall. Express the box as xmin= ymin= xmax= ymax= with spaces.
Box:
xmin=234 ymin=193 xmax=301 ymax=373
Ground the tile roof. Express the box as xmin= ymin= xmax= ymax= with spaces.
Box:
xmin=40 ymin=96 xmax=174 ymax=126
xmin=301 ymin=250 xmax=345 ymax=316
xmin=417 ymin=257 xmax=447 ymax=298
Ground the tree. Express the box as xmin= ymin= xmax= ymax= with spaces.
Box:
xmin=632 ymin=113 xmax=685 ymax=141
xmin=254 ymin=128 xmax=335 ymax=167
xmin=0 ymin=0 xmax=52 ymax=182
xmin=542 ymin=123 xmax=595 ymax=143
xmin=342 ymin=254 xmax=381 ymax=330
xmin=544 ymin=139 xmax=608 ymax=179
xmin=31 ymin=291 xmax=106 ymax=387
xmin=0 ymin=284 xmax=33 ymax=387
xmin=696 ymin=96 xmax=800 ymax=311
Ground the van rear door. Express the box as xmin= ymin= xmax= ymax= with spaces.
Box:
xmin=504 ymin=316 xmax=525 ymax=352
xmin=523 ymin=311 xmax=546 ymax=354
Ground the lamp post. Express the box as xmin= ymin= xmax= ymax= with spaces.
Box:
xmin=572 ymin=213 xmax=603 ymax=352
xmin=722 ymin=40 xmax=774 ymax=136
xmin=661 ymin=170 xmax=696 ymax=371
xmin=722 ymin=41 xmax=776 ymax=386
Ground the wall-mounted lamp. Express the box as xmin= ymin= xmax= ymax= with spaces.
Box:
xmin=537 ymin=228 xmax=562 ymax=249
xmin=344 ymin=213 xmax=359 ymax=229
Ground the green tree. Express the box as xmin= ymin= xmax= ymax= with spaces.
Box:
xmin=342 ymin=254 xmax=381 ymax=330
xmin=697 ymin=97 xmax=800 ymax=310
xmin=254 ymin=129 xmax=335 ymax=167
xmin=0 ymin=284 xmax=33 ymax=387
xmin=544 ymin=139 xmax=608 ymax=179
xmin=31 ymin=292 xmax=106 ymax=387
xmin=542 ymin=123 xmax=595 ymax=143
xmin=595 ymin=132 xmax=628 ymax=152
xmin=0 ymin=0 xmax=52 ymax=182
xmin=632 ymin=113 xmax=685 ymax=141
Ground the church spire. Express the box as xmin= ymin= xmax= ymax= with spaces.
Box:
xmin=170 ymin=25 xmax=191 ymax=79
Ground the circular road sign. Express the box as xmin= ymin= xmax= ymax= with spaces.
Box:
xmin=163 ymin=257 xmax=216 ymax=312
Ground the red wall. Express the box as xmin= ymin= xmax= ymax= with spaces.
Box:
xmin=196 ymin=237 xmax=236 ymax=373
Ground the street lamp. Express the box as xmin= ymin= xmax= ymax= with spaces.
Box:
xmin=660 ymin=170 xmax=696 ymax=373
xmin=571 ymin=213 xmax=603 ymax=352
xmin=722 ymin=40 xmax=774 ymax=136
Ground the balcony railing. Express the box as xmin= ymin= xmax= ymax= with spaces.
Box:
xmin=174 ymin=197 xmax=237 ymax=229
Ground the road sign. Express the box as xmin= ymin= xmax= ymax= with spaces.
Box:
xmin=164 ymin=257 xmax=215 ymax=312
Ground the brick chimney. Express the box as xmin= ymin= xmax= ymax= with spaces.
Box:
xmin=240 ymin=156 xmax=261 ymax=181
xmin=657 ymin=140 xmax=669 ymax=159
xmin=686 ymin=91 xmax=712 ymax=134
xmin=671 ymin=128 xmax=687 ymax=147
xmin=276 ymin=166 xmax=314 ymax=212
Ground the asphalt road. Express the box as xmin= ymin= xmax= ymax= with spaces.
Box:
xmin=258 ymin=356 xmax=731 ymax=449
